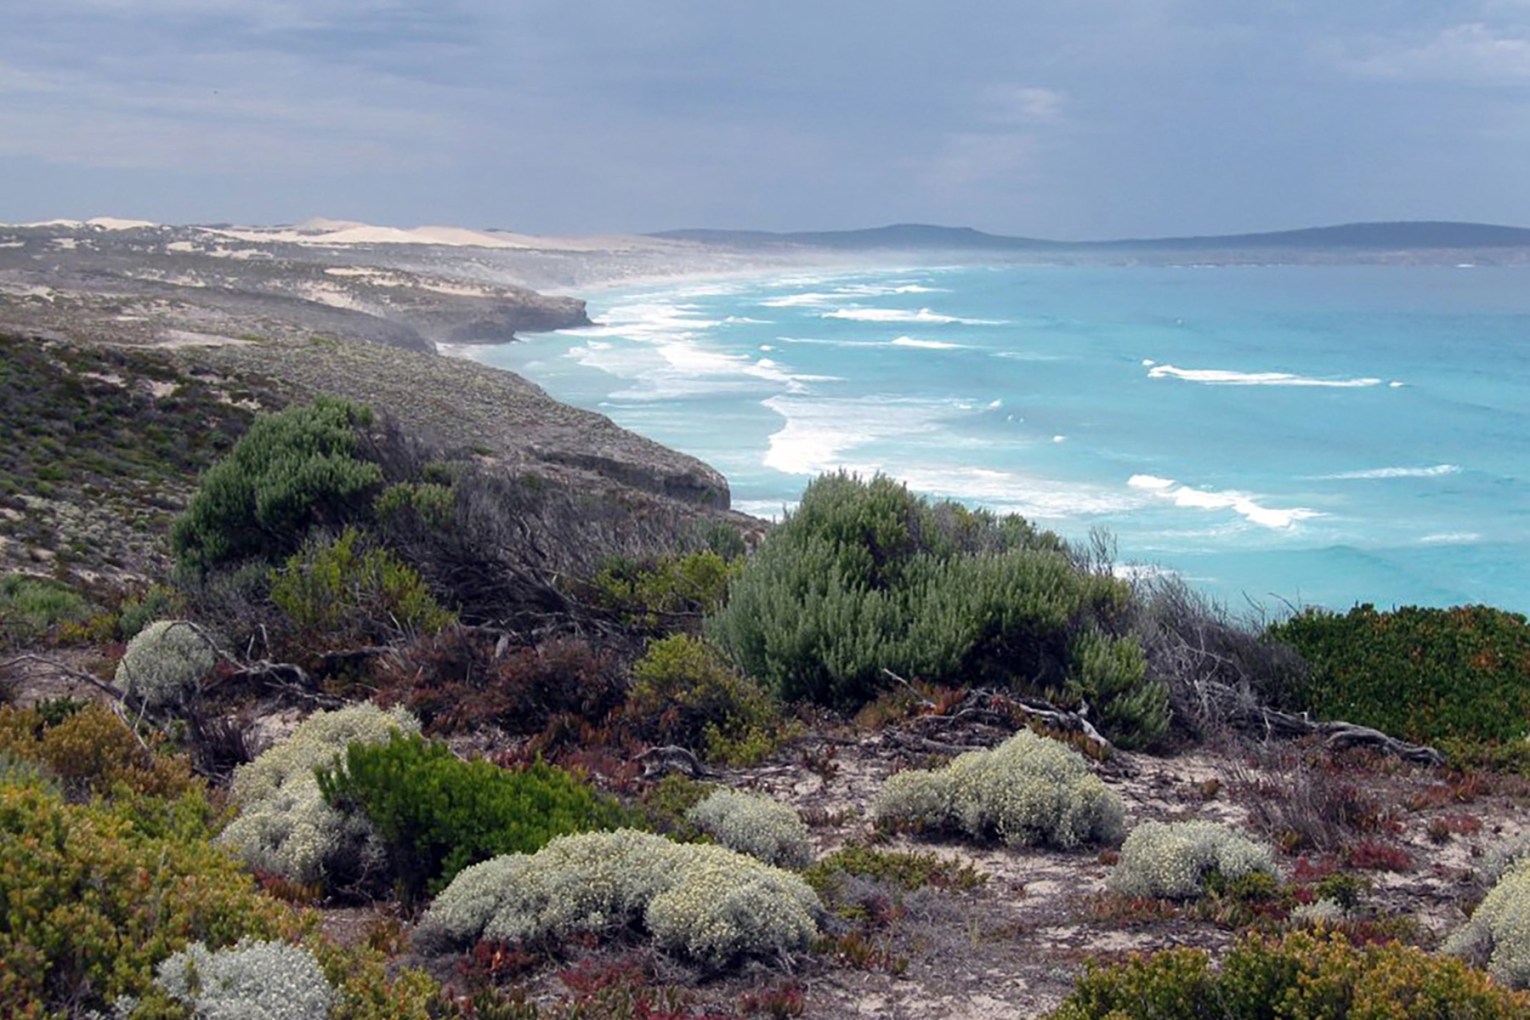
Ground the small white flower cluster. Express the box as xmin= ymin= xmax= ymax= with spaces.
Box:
xmin=1444 ymin=855 xmax=1530 ymax=989
xmin=684 ymin=787 xmax=813 ymax=869
xmin=422 ymin=829 xmax=820 ymax=967
xmin=218 ymin=702 xmax=419 ymax=886
xmin=1108 ymin=819 xmax=1276 ymax=900
xmin=155 ymin=938 xmax=334 ymax=1020
xmin=871 ymin=729 xmax=1126 ymax=849
xmin=113 ymin=619 xmax=218 ymax=711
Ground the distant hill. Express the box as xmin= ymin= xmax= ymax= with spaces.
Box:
xmin=653 ymin=220 xmax=1530 ymax=252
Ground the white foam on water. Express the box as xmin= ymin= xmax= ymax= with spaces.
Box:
xmin=1147 ymin=363 xmax=1383 ymax=388
xmin=880 ymin=464 xmax=1140 ymax=520
xmin=761 ymin=394 xmax=954 ymax=475
xmin=821 ymin=306 xmax=1007 ymax=325
xmin=890 ymin=336 xmax=966 ymax=350
xmin=1128 ymin=474 xmax=1322 ymax=530
xmin=1419 ymin=532 xmax=1482 ymax=544
xmin=1318 ymin=464 xmax=1461 ymax=480
xmin=759 ymin=292 xmax=838 ymax=308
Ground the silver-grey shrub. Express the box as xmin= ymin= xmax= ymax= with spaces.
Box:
xmin=421 ymin=829 xmax=820 ymax=967
xmin=114 ymin=619 xmax=218 ymax=711
xmin=1108 ymin=819 xmax=1276 ymax=899
xmin=154 ymin=939 xmax=334 ymax=1020
xmin=684 ymin=787 xmax=813 ymax=869
xmin=1444 ymin=857 xmax=1530 ymax=988
xmin=871 ymin=729 xmax=1125 ymax=849
xmin=218 ymin=702 xmax=419 ymax=887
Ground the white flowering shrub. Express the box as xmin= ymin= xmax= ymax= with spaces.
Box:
xmin=154 ymin=939 xmax=334 ymax=1020
xmin=684 ymin=788 xmax=813 ymax=869
xmin=1108 ymin=820 xmax=1276 ymax=899
xmin=421 ymin=829 xmax=820 ymax=967
xmin=1445 ymin=858 xmax=1530 ymax=988
xmin=871 ymin=729 xmax=1125 ymax=849
xmin=114 ymin=619 xmax=217 ymax=711
xmin=218 ymin=702 xmax=419 ymax=887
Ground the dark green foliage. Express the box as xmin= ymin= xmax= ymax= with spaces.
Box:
xmin=374 ymin=481 xmax=455 ymax=531
xmin=115 ymin=584 xmax=182 ymax=641
xmin=1268 ymin=603 xmax=1530 ymax=745
xmin=707 ymin=473 xmax=1165 ymax=745
xmin=171 ymin=397 xmax=383 ymax=573
xmin=315 ymin=733 xmax=638 ymax=903
xmin=269 ymin=527 xmax=453 ymax=649
xmin=804 ymin=844 xmax=986 ymax=897
xmin=1047 ymin=929 xmax=1530 ymax=1019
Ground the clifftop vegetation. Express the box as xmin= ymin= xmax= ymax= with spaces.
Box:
xmin=5 ymin=330 xmax=1530 ymax=1019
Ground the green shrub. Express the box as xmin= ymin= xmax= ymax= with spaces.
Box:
xmin=373 ymin=481 xmax=454 ymax=531
xmin=0 ymin=572 xmax=91 ymax=647
xmin=315 ymin=732 xmax=635 ymax=902
xmin=152 ymin=938 xmax=334 ymax=1020
xmin=625 ymin=634 xmax=783 ymax=762
xmin=803 ymin=844 xmax=985 ymax=896
xmin=1269 ymin=603 xmax=1530 ymax=745
xmin=0 ymin=776 xmax=299 ymax=1018
xmin=706 ymin=474 xmax=1163 ymax=745
xmin=592 ymin=550 xmax=737 ymax=632
xmin=1048 ymin=929 xmax=1530 ymax=1019
xmin=684 ymin=787 xmax=813 ymax=869
xmin=269 ymin=527 xmax=452 ymax=648
xmin=170 ymin=397 xmax=383 ymax=573
xmin=420 ymin=829 xmax=820 ymax=967
xmin=218 ymin=703 xmax=420 ymax=890
xmin=872 ymin=729 xmax=1124 ymax=849
xmin=1109 ymin=820 xmax=1276 ymax=900
xmin=114 ymin=619 xmax=218 ymax=712
xmin=1445 ymin=858 xmax=1530 ymax=988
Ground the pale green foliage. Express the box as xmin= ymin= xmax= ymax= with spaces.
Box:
xmin=1445 ymin=858 xmax=1530 ymax=988
xmin=422 ymin=829 xmax=820 ymax=966
xmin=114 ymin=619 xmax=217 ymax=711
xmin=684 ymin=787 xmax=813 ymax=869
xmin=154 ymin=939 xmax=334 ymax=1020
xmin=1109 ymin=820 xmax=1276 ymax=899
xmin=218 ymin=703 xmax=419 ymax=887
xmin=872 ymin=729 xmax=1125 ymax=849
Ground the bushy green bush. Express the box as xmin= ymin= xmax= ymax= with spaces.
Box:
xmin=218 ymin=703 xmax=419 ymax=890
xmin=269 ymin=527 xmax=452 ymax=648
xmin=114 ymin=619 xmax=218 ymax=712
xmin=625 ymin=634 xmax=783 ymax=762
xmin=592 ymin=550 xmax=737 ymax=632
xmin=0 ymin=572 xmax=91 ymax=647
xmin=152 ymin=938 xmax=334 ymax=1020
xmin=684 ymin=787 xmax=813 ymax=869
xmin=706 ymin=473 xmax=1165 ymax=745
xmin=420 ymin=829 xmax=820 ymax=967
xmin=1445 ymin=858 xmax=1530 ymax=988
xmin=1109 ymin=820 xmax=1276 ymax=900
xmin=115 ymin=585 xmax=182 ymax=642
xmin=1269 ymin=603 xmax=1530 ymax=745
xmin=171 ymin=397 xmax=383 ymax=573
xmin=871 ymin=729 xmax=1124 ymax=849
xmin=0 ymin=774 xmax=298 ymax=1018
xmin=1048 ymin=929 xmax=1530 ymax=1019
xmin=315 ymin=732 xmax=635 ymax=901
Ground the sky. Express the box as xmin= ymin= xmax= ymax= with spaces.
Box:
xmin=3 ymin=1 xmax=1530 ymax=239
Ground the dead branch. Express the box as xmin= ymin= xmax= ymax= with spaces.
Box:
xmin=0 ymin=653 xmax=124 ymax=702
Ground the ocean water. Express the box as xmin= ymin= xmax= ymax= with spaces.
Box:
xmin=473 ymin=262 xmax=1530 ymax=615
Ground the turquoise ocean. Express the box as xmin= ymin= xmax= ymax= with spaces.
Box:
xmin=473 ymin=262 xmax=1530 ymax=615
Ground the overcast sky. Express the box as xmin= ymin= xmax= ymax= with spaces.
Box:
xmin=3 ymin=1 xmax=1529 ymax=238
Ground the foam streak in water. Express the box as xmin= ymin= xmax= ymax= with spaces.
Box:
xmin=1128 ymin=474 xmax=1321 ymax=530
xmin=1147 ymin=363 xmax=1383 ymax=388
